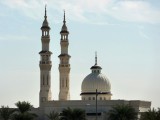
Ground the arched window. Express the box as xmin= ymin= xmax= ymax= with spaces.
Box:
xmin=43 ymin=75 xmax=45 ymax=85
xmin=47 ymin=75 xmax=48 ymax=85
xmin=61 ymin=58 xmax=64 ymax=64
xmin=41 ymin=97 xmax=46 ymax=102
xmin=66 ymin=79 xmax=67 ymax=87
xmin=62 ymin=79 xmax=64 ymax=87
xmin=47 ymin=30 xmax=49 ymax=36
xmin=100 ymin=97 xmax=102 ymax=100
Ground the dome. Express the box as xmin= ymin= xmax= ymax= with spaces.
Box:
xmin=81 ymin=72 xmax=111 ymax=93
xmin=80 ymin=53 xmax=112 ymax=100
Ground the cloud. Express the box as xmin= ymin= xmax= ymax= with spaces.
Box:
xmin=1 ymin=0 xmax=44 ymax=20
xmin=0 ymin=0 xmax=160 ymax=24
xmin=108 ymin=1 xmax=160 ymax=24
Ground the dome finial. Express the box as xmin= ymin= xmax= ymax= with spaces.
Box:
xmin=95 ymin=51 xmax=97 ymax=65
xmin=63 ymin=10 xmax=66 ymax=24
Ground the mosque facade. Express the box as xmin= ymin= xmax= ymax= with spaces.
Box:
xmin=34 ymin=7 xmax=151 ymax=120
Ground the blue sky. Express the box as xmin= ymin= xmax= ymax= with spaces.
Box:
xmin=0 ymin=0 xmax=160 ymax=108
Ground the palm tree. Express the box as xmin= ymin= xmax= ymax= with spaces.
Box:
xmin=60 ymin=107 xmax=86 ymax=120
xmin=108 ymin=104 xmax=137 ymax=120
xmin=0 ymin=106 xmax=15 ymax=120
xmin=46 ymin=111 xmax=59 ymax=120
xmin=157 ymin=108 xmax=160 ymax=119
xmin=140 ymin=108 xmax=160 ymax=120
xmin=12 ymin=101 xmax=37 ymax=120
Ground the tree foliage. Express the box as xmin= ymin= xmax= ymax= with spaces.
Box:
xmin=0 ymin=106 xmax=15 ymax=120
xmin=12 ymin=101 xmax=37 ymax=120
xmin=140 ymin=108 xmax=160 ymax=120
xmin=60 ymin=107 xmax=86 ymax=120
xmin=108 ymin=104 xmax=137 ymax=120
xmin=46 ymin=111 xmax=59 ymax=120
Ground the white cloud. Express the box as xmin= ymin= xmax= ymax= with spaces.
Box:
xmin=1 ymin=0 xmax=44 ymax=20
xmin=1 ymin=0 xmax=160 ymax=24
xmin=109 ymin=1 xmax=160 ymax=24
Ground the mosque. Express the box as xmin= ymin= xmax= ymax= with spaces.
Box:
xmin=33 ymin=7 xmax=151 ymax=120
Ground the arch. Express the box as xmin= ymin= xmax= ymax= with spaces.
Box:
xmin=43 ymin=75 xmax=45 ymax=85
xmin=61 ymin=58 xmax=64 ymax=64
xmin=100 ymin=97 xmax=102 ymax=100
xmin=66 ymin=79 xmax=67 ymax=87
xmin=62 ymin=78 xmax=64 ymax=87
xmin=47 ymin=75 xmax=48 ymax=85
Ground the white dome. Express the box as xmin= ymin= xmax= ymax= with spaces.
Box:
xmin=81 ymin=72 xmax=111 ymax=93
xmin=80 ymin=55 xmax=112 ymax=100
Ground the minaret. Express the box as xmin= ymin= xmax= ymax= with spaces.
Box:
xmin=39 ymin=6 xmax=52 ymax=107
xmin=58 ymin=11 xmax=71 ymax=100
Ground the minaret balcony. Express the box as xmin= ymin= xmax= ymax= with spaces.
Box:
xmin=41 ymin=35 xmax=50 ymax=38
xmin=59 ymin=64 xmax=70 ymax=67
xmin=40 ymin=61 xmax=52 ymax=64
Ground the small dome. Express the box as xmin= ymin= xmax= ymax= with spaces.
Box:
xmin=81 ymin=72 xmax=111 ymax=93
xmin=42 ymin=20 xmax=49 ymax=27
xmin=60 ymin=24 xmax=69 ymax=33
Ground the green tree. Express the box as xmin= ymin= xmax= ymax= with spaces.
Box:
xmin=60 ymin=107 xmax=86 ymax=120
xmin=140 ymin=108 xmax=160 ymax=120
xmin=12 ymin=101 xmax=37 ymax=120
xmin=0 ymin=106 xmax=15 ymax=120
xmin=108 ymin=104 xmax=137 ymax=120
xmin=46 ymin=111 xmax=59 ymax=120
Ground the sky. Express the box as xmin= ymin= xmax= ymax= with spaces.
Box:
xmin=0 ymin=0 xmax=160 ymax=108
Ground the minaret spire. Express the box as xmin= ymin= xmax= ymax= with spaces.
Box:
xmin=95 ymin=51 xmax=97 ymax=65
xmin=45 ymin=5 xmax=47 ymax=20
xmin=61 ymin=10 xmax=68 ymax=33
xmin=41 ymin=5 xmax=49 ymax=29
xmin=63 ymin=10 xmax=66 ymax=24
